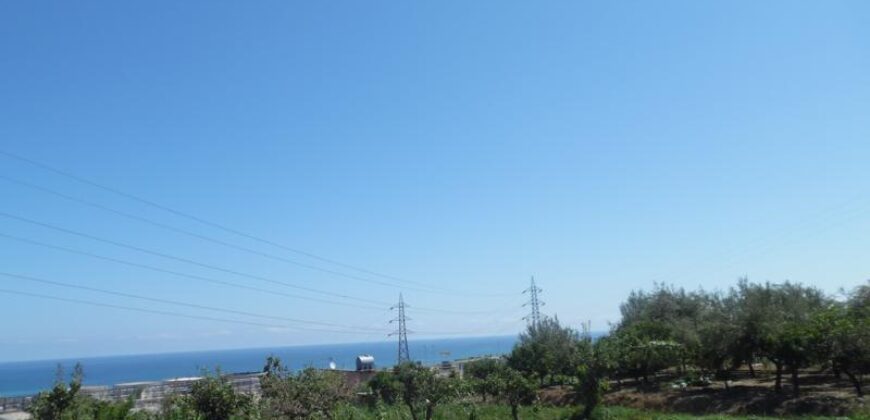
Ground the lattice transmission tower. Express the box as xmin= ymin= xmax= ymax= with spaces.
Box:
xmin=522 ymin=276 xmax=544 ymax=326
xmin=389 ymin=293 xmax=411 ymax=364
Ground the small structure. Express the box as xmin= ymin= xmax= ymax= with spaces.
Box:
xmin=355 ymin=355 xmax=375 ymax=372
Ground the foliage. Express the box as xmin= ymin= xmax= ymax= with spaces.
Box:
xmin=368 ymin=370 xmax=402 ymax=405
xmin=608 ymin=280 xmax=834 ymax=398
xmin=389 ymin=362 xmax=461 ymax=420
xmin=333 ymin=403 xmax=850 ymax=420
xmin=29 ymin=363 xmax=85 ymax=420
xmin=492 ymin=366 xmax=537 ymax=420
xmin=508 ymin=316 xmax=581 ymax=385
xmin=164 ymin=369 xmax=253 ymax=420
xmin=693 ymin=292 xmax=740 ymax=387
xmin=574 ymin=337 xmax=611 ymax=419
xmin=813 ymin=282 xmax=870 ymax=396
xmin=28 ymin=279 xmax=866 ymax=420
xmin=750 ymin=282 xmax=827 ymax=397
xmin=29 ymin=363 xmax=139 ymax=420
xmin=613 ymin=285 xmax=707 ymax=381
xmin=462 ymin=358 xmax=505 ymax=401
xmin=259 ymin=356 xmax=351 ymax=419
xmin=608 ymin=322 xmax=682 ymax=383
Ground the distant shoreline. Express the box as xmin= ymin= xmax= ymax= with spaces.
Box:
xmin=0 ymin=334 xmax=518 ymax=366
xmin=0 ymin=335 xmax=521 ymax=397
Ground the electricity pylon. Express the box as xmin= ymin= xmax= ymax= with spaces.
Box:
xmin=389 ymin=293 xmax=411 ymax=364
xmin=522 ymin=276 xmax=544 ymax=326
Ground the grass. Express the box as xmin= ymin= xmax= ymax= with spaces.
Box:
xmin=337 ymin=403 xmax=573 ymax=420
xmin=592 ymin=406 xmax=864 ymax=420
xmin=335 ymin=403 xmax=866 ymax=420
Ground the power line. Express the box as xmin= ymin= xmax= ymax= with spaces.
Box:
xmin=0 ymin=151 xmax=512 ymax=297
xmin=0 ymin=287 xmax=382 ymax=335
xmin=0 ymin=271 xmax=516 ymax=337
xmin=0 ymin=214 xmax=503 ymax=315
xmin=0 ymin=174 xmax=455 ymax=295
xmin=406 ymin=304 xmax=510 ymax=316
xmin=0 ymin=271 xmax=388 ymax=333
xmin=409 ymin=306 xmax=527 ymax=336
xmin=0 ymin=230 xmax=505 ymax=317
xmin=0 ymin=211 xmax=392 ymax=307
xmin=0 ymin=232 xmax=387 ymax=311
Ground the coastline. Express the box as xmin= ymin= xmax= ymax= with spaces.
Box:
xmin=0 ymin=335 xmax=517 ymax=397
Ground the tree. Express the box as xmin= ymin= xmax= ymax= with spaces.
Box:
xmin=730 ymin=279 xmax=767 ymax=378
xmin=368 ymin=370 xmax=402 ymax=405
xmin=612 ymin=285 xmax=707 ymax=382
xmin=694 ymin=292 xmax=741 ymax=389
xmin=260 ymin=356 xmax=351 ymax=419
xmin=815 ymin=282 xmax=870 ymax=396
xmin=573 ymin=340 xmax=611 ymax=420
xmin=492 ymin=366 xmax=536 ymax=420
xmin=753 ymin=282 xmax=827 ymax=397
xmin=86 ymin=398 xmax=137 ymax=420
xmin=508 ymin=317 xmax=581 ymax=385
xmin=29 ymin=363 xmax=84 ymax=420
xmin=463 ymin=358 xmax=504 ymax=401
xmin=167 ymin=369 xmax=252 ymax=420
xmin=609 ymin=322 xmax=681 ymax=384
xmin=393 ymin=362 xmax=459 ymax=420
xmin=29 ymin=363 xmax=136 ymax=420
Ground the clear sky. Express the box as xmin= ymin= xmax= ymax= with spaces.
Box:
xmin=1 ymin=1 xmax=869 ymax=362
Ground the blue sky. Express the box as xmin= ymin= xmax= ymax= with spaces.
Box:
xmin=1 ymin=1 xmax=869 ymax=362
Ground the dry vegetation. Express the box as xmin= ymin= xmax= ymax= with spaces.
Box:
xmin=536 ymin=370 xmax=866 ymax=417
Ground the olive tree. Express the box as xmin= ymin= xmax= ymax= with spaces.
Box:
xmin=463 ymin=358 xmax=504 ymax=401
xmin=507 ymin=316 xmax=581 ymax=385
xmin=393 ymin=362 xmax=460 ymax=420
xmin=694 ymin=293 xmax=741 ymax=388
xmin=165 ymin=369 xmax=253 ymax=420
xmin=492 ymin=367 xmax=536 ymax=420
xmin=368 ymin=370 xmax=401 ymax=405
xmin=259 ymin=356 xmax=351 ymax=419
xmin=815 ymin=282 xmax=870 ymax=396
xmin=755 ymin=282 xmax=827 ymax=397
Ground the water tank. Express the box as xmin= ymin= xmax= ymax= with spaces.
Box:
xmin=356 ymin=355 xmax=375 ymax=371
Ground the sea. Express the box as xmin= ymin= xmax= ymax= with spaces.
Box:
xmin=0 ymin=335 xmax=516 ymax=397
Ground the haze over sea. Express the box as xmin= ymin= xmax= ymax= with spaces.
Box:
xmin=0 ymin=335 xmax=516 ymax=397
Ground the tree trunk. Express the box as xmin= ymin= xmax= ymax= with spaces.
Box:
xmin=790 ymin=366 xmax=800 ymax=398
xmin=511 ymin=404 xmax=519 ymax=420
xmin=844 ymin=371 xmax=864 ymax=397
xmin=774 ymin=363 xmax=783 ymax=393
xmin=747 ymin=360 xmax=755 ymax=378
xmin=406 ymin=402 xmax=419 ymax=420
xmin=716 ymin=367 xmax=730 ymax=391
xmin=425 ymin=404 xmax=434 ymax=420
xmin=581 ymin=401 xmax=595 ymax=419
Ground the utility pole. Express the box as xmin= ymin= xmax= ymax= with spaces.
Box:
xmin=389 ymin=293 xmax=411 ymax=364
xmin=522 ymin=276 xmax=544 ymax=326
